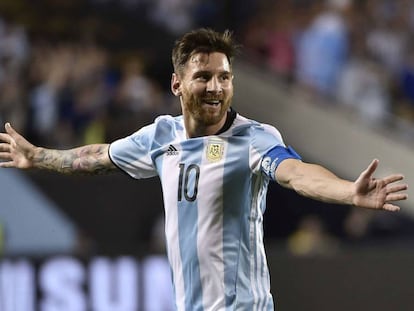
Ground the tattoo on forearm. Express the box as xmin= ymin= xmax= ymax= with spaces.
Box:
xmin=35 ymin=144 xmax=115 ymax=175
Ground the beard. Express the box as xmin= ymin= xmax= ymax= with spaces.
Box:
xmin=181 ymin=91 xmax=233 ymax=126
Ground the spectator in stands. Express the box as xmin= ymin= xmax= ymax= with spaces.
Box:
xmin=295 ymin=0 xmax=350 ymax=97
xmin=242 ymin=10 xmax=271 ymax=62
xmin=265 ymin=2 xmax=296 ymax=82
xmin=61 ymin=44 xmax=110 ymax=145
xmin=0 ymin=16 xmax=29 ymax=134
xmin=28 ymin=43 xmax=70 ymax=147
xmin=394 ymin=40 xmax=414 ymax=121
xmin=337 ymin=32 xmax=391 ymax=123
xmin=107 ymin=54 xmax=164 ymax=140
xmin=0 ymin=18 xmax=29 ymax=74
xmin=365 ymin=9 xmax=408 ymax=77
xmin=28 ymin=42 xmax=111 ymax=147
xmin=0 ymin=74 xmax=26 ymax=133
xmin=147 ymin=0 xmax=195 ymax=34
xmin=115 ymin=55 xmax=161 ymax=114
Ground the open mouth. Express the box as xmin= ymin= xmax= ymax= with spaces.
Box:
xmin=202 ymin=99 xmax=221 ymax=106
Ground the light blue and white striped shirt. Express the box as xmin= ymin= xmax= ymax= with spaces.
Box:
xmin=109 ymin=110 xmax=300 ymax=311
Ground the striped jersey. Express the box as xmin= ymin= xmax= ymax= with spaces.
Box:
xmin=109 ymin=110 xmax=296 ymax=311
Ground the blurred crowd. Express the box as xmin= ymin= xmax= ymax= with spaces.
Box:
xmin=0 ymin=0 xmax=255 ymax=147
xmin=0 ymin=42 xmax=161 ymax=149
xmin=1 ymin=0 xmax=414 ymax=147
xmin=243 ymin=0 xmax=414 ymax=125
xmin=0 ymin=0 xmax=183 ymax=148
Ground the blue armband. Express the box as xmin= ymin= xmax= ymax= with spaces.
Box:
xmin=261 ymin=145 xmax=301 ymax=181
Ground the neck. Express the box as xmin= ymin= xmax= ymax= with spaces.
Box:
xmin=184 ymin=113 xmax=227 ymax=138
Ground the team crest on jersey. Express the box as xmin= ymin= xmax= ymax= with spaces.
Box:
xmin=206 ymin=139 xmax=224 ymax=162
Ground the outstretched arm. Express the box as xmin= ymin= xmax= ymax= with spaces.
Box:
xmin=275 ymin=158 xmax=408 ymax=211
xmin=0 ymin=123 xmax=116 ymax=175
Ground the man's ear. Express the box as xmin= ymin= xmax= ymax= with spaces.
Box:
xmin=171 ymin=73 xmax=182 ymax=96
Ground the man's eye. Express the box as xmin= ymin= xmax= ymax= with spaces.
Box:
xmin=196 ymin=76 xmax=208 ymax=81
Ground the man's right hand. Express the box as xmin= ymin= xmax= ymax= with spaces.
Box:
xmin=0 ymin=123 xmax=36 ymax=169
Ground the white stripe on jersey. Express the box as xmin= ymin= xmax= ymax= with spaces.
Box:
xmin=256 ymin=179 xmax=267 ymax=311
xmin=250 ymin=175 xmax=261 ymax=311
xmin=161 ymin=141 xmax=186 ymax=311
xmin=250 ymin=172 xmax=273 ymax=311
xmin=196 ymin=138 xmax=228 ymax=310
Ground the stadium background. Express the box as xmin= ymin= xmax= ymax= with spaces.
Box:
xmin=0 ymin=0 xmax=414 ymax=310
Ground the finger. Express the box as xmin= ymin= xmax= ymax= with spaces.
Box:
xmin=5 ymin=123 xmax=15 ymax=135
xmin=0 ymin=152 xmax=12 ymax=160
xmin=383 ymin=174 xmax=404 ymax=185
xmin=386 ymin=193 xmax=408 ymax=202
xmin=5 ymin=123 xmax=21 ymax=140
xmin=361 ymin=159 xmax=379 ymax=179
xmin=386 ymin=183 xmax=408 ymax=194
xmin=0 ymin=143 xmax=10 ymax=151
xmin=0 ymin=161 xmax=16 ymax=168
xmin=382 ymin=203 xmax=400 ymax=212
xmin=0 ymin=133 xmax=12 ymax=143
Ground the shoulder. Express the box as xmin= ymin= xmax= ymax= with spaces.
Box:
xmin=154 ymin=114 xmax=183 ymax=126
xmin=129 ymin=114 xmax=183 ymax=138
xmin=151 ymin=115 xmax=184 ymax=144
xmin=112 ymin=114 xmax=183 ymax=149
xmin=233 ymin=114 xmax=283 ymax=141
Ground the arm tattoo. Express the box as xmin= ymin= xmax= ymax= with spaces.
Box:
xmin=34 ymin=144 xmax=116 ymax=175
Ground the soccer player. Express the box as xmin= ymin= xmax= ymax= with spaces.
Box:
xmin=0 ymin=29 xmax=408 ymax=310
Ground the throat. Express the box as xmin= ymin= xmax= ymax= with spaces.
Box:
xmin=215 ymin=108 xmax=236 ymax=135
xmin=185 ymin=108 xmax=236 ymax=138
xmin=186 ymin=119 xmax=225 ymax=138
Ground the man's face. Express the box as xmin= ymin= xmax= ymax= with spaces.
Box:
xmin=172 ymin=52 xmax=234 ymax=127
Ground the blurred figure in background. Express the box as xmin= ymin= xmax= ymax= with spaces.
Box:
xmin=116 ymin=55 xmax=158 ymax=114
xmin=265 ymin=2 xmax=296 ymax=83
xmin=28 ymin=43 xmax=71 ymax=147
xmin=287 ymin=214 xmax=339 ymax=257
xmin=365 ymin=0 xmax=408 ymax=77
xmin=28 ymin=42 xmax=111 ymax=147
xmin=106 ymin=53 xmax=170 ymax=140
xmin=295 ymin=0 xmax=350 ymax=97
xmin=147 ymin=0 xmax=195 ymax=34
xmin=0 ymin=74 xmax=26 ymax=134
xmin=394 ymin=40 xmax=414 ymax=121
xmin=0 ymin=16 xmax=29 ymax=133
xmin=337 ymin=30 xmax=391 ymax=123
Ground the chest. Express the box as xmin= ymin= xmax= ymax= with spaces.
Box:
xmin=155 ymin=136 xmax=252 ymax=203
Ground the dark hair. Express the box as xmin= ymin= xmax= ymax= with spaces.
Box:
xmin=172 ymin=28 xmax=240 ymax=76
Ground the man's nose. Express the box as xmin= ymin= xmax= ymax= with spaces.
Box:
xmin=206 ymin=77 xmax=222 ymax=93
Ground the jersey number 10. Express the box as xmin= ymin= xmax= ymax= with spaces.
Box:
xmin=178 ymin=163 xmax=200 ymax=202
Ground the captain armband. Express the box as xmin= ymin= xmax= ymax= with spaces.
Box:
xmin=261 ymin=145 xmax=301 ymax=181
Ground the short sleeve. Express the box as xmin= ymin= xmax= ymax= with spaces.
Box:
xmin=249 ymin=122 xmax=301 ymax=179
xmin=250 ymin=123 xmax=285 ymax=173
xmin=261 ymin=145 xmax=302 ymax=181
xmin=109 ymin=124 xmax=158 ymax=179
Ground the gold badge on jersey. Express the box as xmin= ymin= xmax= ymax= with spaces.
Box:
xmin=207 ymin=138 xmax=224 ymax=162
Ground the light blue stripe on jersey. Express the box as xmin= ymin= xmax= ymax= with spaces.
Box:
xmin=177 ymin=139 xmax=204 ymax=311
xmin=257 ymin=174 xmax=274 ymax=311
xmin=251 ymin=125 xmax=276 ymax=311
xmin=222 ymin=135 xmax=252 ymax=310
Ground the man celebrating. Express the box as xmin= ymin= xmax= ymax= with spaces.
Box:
xmin=0 ymin=28 xmax=408 ymax=310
